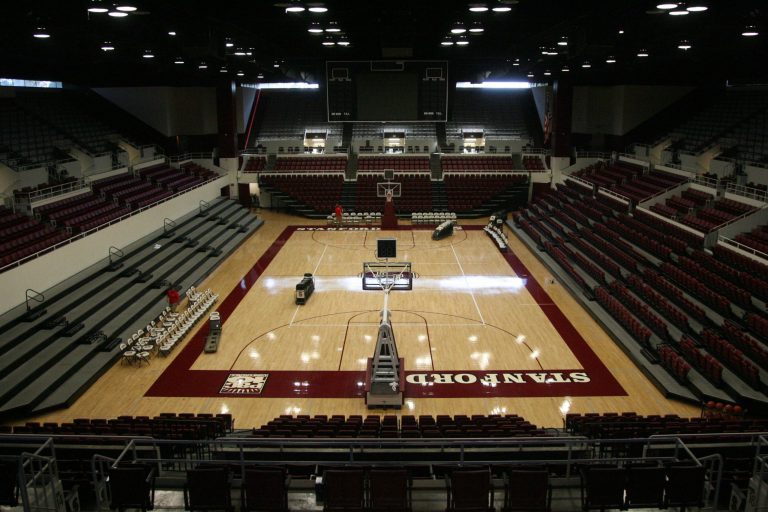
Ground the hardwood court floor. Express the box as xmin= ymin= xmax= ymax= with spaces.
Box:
xmin=23 ymin=208 xmax=699 ymax=430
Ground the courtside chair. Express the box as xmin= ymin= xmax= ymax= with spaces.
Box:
xmin=0 ymin=460 xmax=19 ymax=507
xmin=241 ymin=467 xmax=290 ymax=512
xmin=445 ymin=468 xmax=494 ymax=512
xmin=665 ymin=463 xmax=707 ymax=511
xmin=624 ymin=462 xmax=665 ymax=509
xmin=579 ymin=464 xmax=626 ymax=511
xmin=502 ymin=467 xmax=550 ymax=512
xmin=322 ymin=469 xmax=365 ymax=512
xmin=184 ymin=467 xmax=233 ymax=512
xmin=107 ymin=465 xmax=156 ymax=512
xmin=369 ymin=468 xmax=411 ymax=512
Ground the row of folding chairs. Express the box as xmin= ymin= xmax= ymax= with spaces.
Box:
xmin=326 ymin=212 xmax=382 ymax=225
xmin=484 ymin=224 xmax=508 ymax=250
xmin=411 ymin=211 xmax=457 ymax=225
xmin=158 ymin=290 xmax=219 ymax=356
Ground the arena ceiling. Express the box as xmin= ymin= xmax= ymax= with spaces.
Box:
xmin=1 ymin=0 xmax=767 ymax=87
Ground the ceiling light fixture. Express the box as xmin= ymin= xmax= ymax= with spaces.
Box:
xmin=456 ymin=35 xmax=469 ymax=46
xmin=33 ymin=27 xmax=50 ymax=39
xmin=234 ymin=48 xmax=246 ymax=56
xmin=322 ymin=37 xmax=335 ymax=46
xmin=441 ymin=37 xmax=454 ymax=46
xmin=657 ymin=2 xmax=678 ymax=8
xmin=605 ymin=55 xmax=616 ymax=63
xmin=108 ymin=10 xmax=128 ymax=17
xmin=115 ymin=4 xmax=137 ymax=12
xmin=512 ymin=59 xmax=520 ymax=66
xmin=742 ymin=25 xmax=759 ymax=37
xmin=225 ymin=39 xmax=234 ymax=47
xmin=582 ymin=60 xmax=591 ymax=68
xmin=618 ymin=29 xmax=625 ymax=34
xmin=669 ymin=5 xmax=690 ymax=15
xmin=558 ymin=36 xmax=568 ymax=46
xmin=492 ymin=5 xmax=512 ymax=12
xmin=142 ymin=50 xmax=154 ymax=58
xmin=101 ymin=41 xmax=115 ymax=51
xmin=469 ymin=4 xmax=488 ymax=12
xmin=174 ymin=57 xmax=184 ymax=64
xmin=307 ymin=5 xmax=328 ymax=12
xmin=451 ymin=22 xmax=466 ymax=34
xmin=678 ymin=39 xmax=692 ymax=49
xmin=168 ymin=31 xmax=176 ymax=36
xmin=469 ymin=22 xmax=484 ymax=33
xmin=325 ymin=21 xmax=341 ymax=32
xmin=220 ymin=67 xmax=228 ymax=73
xmin=337 ymin=37 xmax=350 ymax=46
xmin=544 ymin=70 xmax=551 ymax=76
xmin=637 ymin=48 xmax=649 ymax=57
xmin=526 ymin=71 xmax=534 ymax=78
xmin=87 ymin=0 xmax=108 ymax=13
xmin=285 ymin=1 xmax=305 ymax=13
xmin=237 ymin=70 xmax=245 ymax=77
xmin=308 ymin=22 xmax=323 ymax=33
xmin=199 ymin=62 xmax=208 ymax=69
xmin=686 ymin=4 xmax=707 ymax=11
xmin=561 ymin=65 xmax=570 ymax=72
xmin=257 ymin=73 xmax=264 ymax=79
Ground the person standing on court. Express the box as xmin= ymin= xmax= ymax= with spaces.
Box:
xmin=335 ymin=203 xmax=343 ymax=226
xmin=167 ymin=287 xmax=180 ymax=312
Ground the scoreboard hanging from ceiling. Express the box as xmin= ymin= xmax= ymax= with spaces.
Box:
xmin=326 ymin=60 xmax=448 ymax=122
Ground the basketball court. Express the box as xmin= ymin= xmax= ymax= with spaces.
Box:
xmin=25 ymin=210 xmax=700 ymax=429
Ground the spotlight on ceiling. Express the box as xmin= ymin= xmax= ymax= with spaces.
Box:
xmin=469 ymin=22 xmax=484 ymax=33
xmin=561 ymin=65 xmax=570 ymax=72
xmin=257 ymin=73 xmax=264 ymax=79
xmin=456 ymin=35 xmax=469 ymax=45
xmin=678 ymin=39 xmax=692 ymax=49
xmin=285 ymin=1 xmax=305 ymax=13
xmin=115 ymin=4 xmax=137 ymax=11
xmin=174 ymin=57 xmax=184 ymax=64
xmin=451 ymin=22 xmax=466 ymax=34
xmin=512 ymin=59 xmax=520 ymax=66
xmin=582 ymin=60 xmax=592 ymax=68
xmin=441 ymin=37 xmax=454 ymax=46
xmin=168 ymin=31 xmax=177 ymax=36
xmin=742 ymin=25 xmax=759 ymax=37
xmin=307 ymin=4 xmax=328 ymax=12
xmin=101 ymin=41 xmax=115 ymax=51
xmin=322 ymin=37 xmax=335 ymax=46
xmin=87 ymin=0 xmax=108 ymax=13
xmin=686 ymin=4 xmax=707 ymax=11
xmin=469 ymin=4 xmax=488 ymax=12
xmin=237 ymin=70 xmax=245 ymax=77
xmin=605 ymin=55 xmax=616 ymax=63
xmin=637 ymin=48 xmax=649 ymax=57
xmin=308 ymin=22 xmax=323 ymax=33
xmin=618 ymin=28 xmax=625 ymax=34
xmin=142 ymin=50 xmax=154 ymax=59
xmin=337 ymin=36 xmax=350 ymax=46
xmin=225 ymin=38 xmax=234 ymax=47
xmin=558 ymin=36 xmax=568 ymax=46
xmin=33 ymin=27 xmax=50 ymax=39
xmin=108 ymin=10 xmax=128 ymax=17
xmin=325 ymin=21 xmax=341 ymax=32
xmin=544 ymin=70 xmax=551 ymax=76
xmin=234 ymin=48 xmax=247 ymax=56
xmin=492 ymin=3 xmax=513 ymax=12
xmin=220 ymin=67 xmax=228 ymax=73
xmin=669 ymin=6 xmax=690 ymax=15
xmin=656 ymin=2 xmax=678 ymax=8
xmin=526 ymin=71 xmax=534 ymax=78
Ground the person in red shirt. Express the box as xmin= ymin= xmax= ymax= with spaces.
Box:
xmin=167 ymin=288 xmax=180 ymax=312
xmin=334 ymin=204 xmax=343 ymax=226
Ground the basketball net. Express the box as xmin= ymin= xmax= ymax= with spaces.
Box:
xmin=385 ymin=190 xmax=393 ymax=203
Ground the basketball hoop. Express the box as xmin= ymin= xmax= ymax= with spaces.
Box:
xmin=385 ymin=190 xmax=393 ymax=203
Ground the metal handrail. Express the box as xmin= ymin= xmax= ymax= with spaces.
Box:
xmin=718 ymin=235 xmax=768 ymax=261
xmin=727 ymin=182 xmax=768 ymax=202
xmin=25 ymin=289 xmax=44 ymax=311
xmin=108 ymin=246 xmax=123 ymax=265
xmin=0 ymin=175 xmax=227 ymax=274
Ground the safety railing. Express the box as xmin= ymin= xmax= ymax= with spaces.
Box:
xmin=727 ymin=182 xmax=768 ymax=202
xmin=718 ymin=235 xmax=768 ymax=261
xmin=169 ymin=152 xmax=213 ymax=163
xmin=0 ymin=175 xmax=227 ymax=274
xmin=14 ymin=179 xmax=87 ymax=203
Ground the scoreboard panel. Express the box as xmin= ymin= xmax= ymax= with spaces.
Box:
xmin=326 ymin=60 xmax=448 ymax=122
